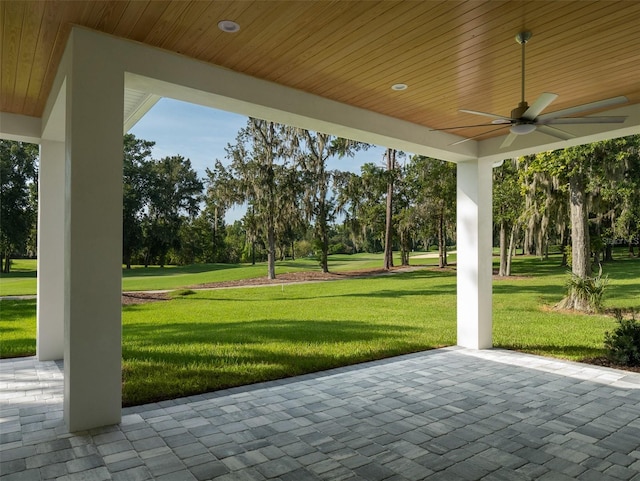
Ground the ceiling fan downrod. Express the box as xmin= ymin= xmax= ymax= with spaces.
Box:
xmin=515 ymin=31 xmax=532 ymax=117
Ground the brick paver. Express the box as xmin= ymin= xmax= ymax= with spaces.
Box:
xmin=2 ymin=348 xmax=640 ymax=480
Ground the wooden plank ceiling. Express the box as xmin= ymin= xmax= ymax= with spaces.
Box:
xmin=2 ymin=0 xmax=640 ymax=140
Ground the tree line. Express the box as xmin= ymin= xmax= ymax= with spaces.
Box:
xmin=122 ymin=119 xmax=458 ymax=278
xmin=1 ymin=129 xmax=638 ymax=299
xmin=494 ymin=136 xmax=640 ymax=310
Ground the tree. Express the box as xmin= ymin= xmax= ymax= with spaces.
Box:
xmin=334 ymin=171 xmax=366 ymax=253
xmin=204 ymin=160 xmax=238 ymax=263
xmin=493 ymin=159 xmax=524 ymax=276
xmin=519 ymin=154 xmax=568 ymax=261
xmin=0 ymin=140 xmax=38 ymax=273
xmin=588 ymin=135 xmax=640 ymax=261
xmin=275 ymin=165 xmax=306 ymax=261
xmin=123 ymin=134 xmax=155 ymax=269
xmin=407 ymin=156 xmax=456 ymax=268
xmin=359 ymin=163 xmax=388 ymax=252
xmin=536 ymin=140 xmax=628 ymax=309
xmin=175 ymin=215 xmax=213 ymax=265
xmin=142 ymin=155 xmax=203 ymax=267
xmin=295 ymin=131 xmax=365 ymax=272
xmin=383 ymin=148 xmax=398 ymax=270
xmin=613 ymin=137 xmax=640 ymax=257
xmin=228 ymin=118 xmax=294 ymax=279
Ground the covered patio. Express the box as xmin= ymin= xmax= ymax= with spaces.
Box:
xmin=3 ymin=348 xmax=640 ymax=480
xmin=1 ymin=0 xmax=640 ymax=435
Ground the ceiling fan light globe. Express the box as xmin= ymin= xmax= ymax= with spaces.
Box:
xmin=510 ymin=123 xmax=537 ymax=135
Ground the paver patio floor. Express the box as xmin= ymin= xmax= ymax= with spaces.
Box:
xmin=2 ymin=347 xmax=640 ymax=480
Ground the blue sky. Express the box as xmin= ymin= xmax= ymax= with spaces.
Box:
xmin=129 ymin=98 xmax=387 ymax=221
xmin=129 ymin=98 xmax=386 ymax=178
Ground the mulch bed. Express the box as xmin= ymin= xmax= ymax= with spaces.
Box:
xmin=122 ymin=292 xmax=170 ymax=305
xmin=120 ymin=265 xmax=537 ymax=305
xmin=121 ymin=267 xmax=408 ymax=305
xmin=187 ymin=266 xmax=416 ymax=290
xmin=582 ymin=357 xmax=640 ymax=374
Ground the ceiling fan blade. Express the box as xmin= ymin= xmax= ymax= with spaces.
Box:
xmin=522 ymin=92 xmax=558 ymax=120
xmin=536 ymin=125 xmax=575 ymax=141
xmin=449 ymin=125 xmax=510 ymax=146
xmin=500 ymin=132 xmax=519 ymax=149
xmin=459 ymin=109 xmax=513 ymax=122
xmin=537 ymin=96 xmax=628 ymax=122
xmin=544 ymin=116 xmax=627 ymax=125
xmin=431 ymin=123 xmax=503 ymax=131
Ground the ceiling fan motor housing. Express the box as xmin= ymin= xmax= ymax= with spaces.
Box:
xmin=511 ymin=101 xmax=530 ymax=120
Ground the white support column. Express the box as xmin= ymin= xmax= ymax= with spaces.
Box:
xmin=456 ymin=159 xmax=493 ymax=349
xmin=37 ymin=141 xmax=65 ymax=361
xmin=64 ymin=34 xmax=124 ymax=431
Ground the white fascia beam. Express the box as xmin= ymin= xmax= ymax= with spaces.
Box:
xmin=477 ymin=104 xmax=640 ymax=163
xmin=0 ymin=112 xmax=42 ymax=143
xmin=123 ymin=92 xmax=161 ymax=133
xmin=124 ymin=73 xmax=478 ymax=163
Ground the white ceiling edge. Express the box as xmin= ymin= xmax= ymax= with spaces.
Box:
xmin=123 ymin=90 xmax=160 ymax=133
xmin=123 ymin=72 xmax=478 ymax=164
xmin=0 ymin=112 xmax=42 ymax=143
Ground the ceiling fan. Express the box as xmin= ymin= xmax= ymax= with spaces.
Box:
xmin=439 ymin=31 xmax=628 ymax=148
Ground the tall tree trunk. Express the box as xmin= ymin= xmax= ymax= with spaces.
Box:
xmin=570 ymin=176 xmax=591 ymax=279
xmin=557 ymin=174 xmax=591 ymax=311
xmin=383 ymin=149 xmax=395 ymax=271
xmin=267 ymin=221 xmax=276 ymax=280
xmin=291 ymin=241 xmax=295 ymax=261
xmin=604 ymin=243 xmax=613 ymax=262
xmin=536 ymin=228 xmax=544 ymax=258
xmin=506 ymin=225 xmax=516 ymax=276
xmin=213 ymin=206 xmax=218 ymax=263
xmin=401 ymin=249 xmax=409 ymax=266
xmin=2 ymin=252 xmax=10 ymax=273
xmin=438 ymin=211 xmax=446 ymax=268
xmin=499 ymin=221 xmax=508 ymax=276
xmin=569 ymin=179 xmax=591 ymax=279
xmin=629 ymin=242 xmax=635 ymax=257
xmin=320 ymin=226 xmax=329 ymax=273
xmin=544 ymin=235 xmax=549 ymax=260
xmin=400 ymin=230 xmax=410 ymax=266
xmin=561 ymin=226 xmax=569 ymax=266
xmin=319 ymin=207 xmax=329 ymax=273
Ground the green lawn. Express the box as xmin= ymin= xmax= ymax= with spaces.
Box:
xmin=1 ymin=251 xmax=638 ymax=406
xmin=122 ymin=270 xmax=456 ymax=405
xmin=0 ymin=252 xmax=448 ymax=296
xmin=0 ymin=299 xmax=37 ymax=359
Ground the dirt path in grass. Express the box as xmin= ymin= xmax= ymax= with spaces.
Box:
xmin=122 ymin=265 xmax=428 ymax=305
xmin=1 ymin=265 xmax=433 ymax=305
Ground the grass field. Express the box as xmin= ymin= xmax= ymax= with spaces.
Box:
xmin=1 ymin=251 xmax=638 ymax=406
xmin=0 ymin=252 xmax=451 ymax=296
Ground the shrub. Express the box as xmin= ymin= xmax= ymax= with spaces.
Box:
xmin=564 ymin=266 xmax=609 ymax=312
xmin=172 ymin=289 xmax=196 ymax=297
xmin=604 ymin=310 xmax=640 ymax=366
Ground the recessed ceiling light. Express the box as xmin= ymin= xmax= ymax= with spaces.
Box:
xmin=218 ymin=20 xmax=240 ymax=33
xmin=391 ymin=83 xmax=408 ymax=91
